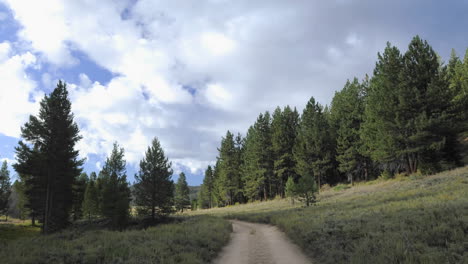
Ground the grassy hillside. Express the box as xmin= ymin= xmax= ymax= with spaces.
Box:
xmin=190 ymin=166 xmax=468 ymax=264
xmin=0 ymin=215 xmax=231 ymax=264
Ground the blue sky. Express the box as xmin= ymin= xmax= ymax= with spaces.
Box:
xmin=0 ymin=0 xmax=467 ymax=185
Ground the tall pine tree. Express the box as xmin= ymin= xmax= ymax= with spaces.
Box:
xmin=14 ymin=81 xmax=83 ymax=233
xmin=82 ymin=172 xmax=99 ymax=220
xmin=199 ymin=165 xmax=214 ymax=209
xmin=271 ymin=106 xmax=299 ymax=197
xmin=0 ymin=161 xmax=11 ymax=220
xmin=174 ymin=172 xmax=190 ymax=212
xmin=134 ymin=137 xmax=174 ymax=220
xmin=217 ymin=131 xmax=243 ymax=205
xmin=331 ymin=78 xmax=370 ymax=184
xmin=71 ymin=172 xmax=88 ymax=220
xmin=100 ymin=142 xmax=131 ymax=229
xmin=294 ymin=97 xmax=331 ymax=201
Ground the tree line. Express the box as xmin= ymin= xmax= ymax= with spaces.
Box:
xmin=197 ymin=36 xmax=467 ymax=208
xmin=3 ymin=82 xmax=191 ymax=233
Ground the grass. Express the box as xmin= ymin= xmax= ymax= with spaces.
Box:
xmin=0 ymin=218 xmax=40 ymax=240
xmin=0 ymin=215 xmax=231 ymax=264
xmin=189 ymin=166 xmax=468 ymax=264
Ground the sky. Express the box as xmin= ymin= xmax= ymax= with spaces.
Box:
xmin=0 ymin=0 xmax=467 ymax=185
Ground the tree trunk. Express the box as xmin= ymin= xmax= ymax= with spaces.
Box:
xmin=317 ymin=173 xmax=321 ymax=194
xmin=364 ymin=162 xmax=368 ymax=181
xmin=44 ymin=176 xmax=51 ymax=234
xmin=32 ymin=214 xmax=36 ymax=226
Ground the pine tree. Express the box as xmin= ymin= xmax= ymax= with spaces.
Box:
xmin=100 ymin=143 xmax=131 ymax=229
xmin=211 ymin=161 xmax=223 ymax=207
xmin=271 ymin=106 xmax=299 ymax=197
xmin=175 ymin=172 xmax=190 ymax=212
xmin=294 ymin=97 xmax=331 ymax=203
xmin=71 ymin=172 xmax=88 ymax=220
xmin=331 ymin=78 xmax=370 ymax=184
xmin=447 ymin=49 xmax=468 ymax=135
xmin=199 ymin=166 xmax=214 ymax=209
xmin=134 ymin=137 xmax=174 ymax=220
xmin=361 ymin=43 xmax=404 ymax=173
xmin=284 ymin=176 xmax=297 ymax=205
xmin=242 ymin=112 xmax=274 ymax=201
xmin=13 ymin=81 xmax=83 ymax=233
xmin=396 ymin=36 xmax=454 ymax=173
xmin=82 ymin=172 xmax=99 ymax=220
xmin=217 ymin=131 xmax=243 ymax=205
xmin=0 ymin=161 xmax=11 ymax=220
xmin=234 ymin=133 xmax=245 ymax=203
xmin=363 ymin=37 xmax=459 ymax=174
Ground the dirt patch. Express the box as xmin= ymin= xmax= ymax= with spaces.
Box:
xmin=213 ymin=220 xmax=312 ymax=264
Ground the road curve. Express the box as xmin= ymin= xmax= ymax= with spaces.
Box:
xmin=213 ymin=220 xmax=312 ymax=264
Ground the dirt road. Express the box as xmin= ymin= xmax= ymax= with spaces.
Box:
xmin=213 ymin=220 xmax=312 ymax=264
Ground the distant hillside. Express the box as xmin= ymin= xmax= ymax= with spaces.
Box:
xmin=189 ymin=186 xmax=201 ymax=201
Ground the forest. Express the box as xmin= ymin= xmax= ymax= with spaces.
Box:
xmin=196 ymin=35 xmax=468 ymax=208
xmin=0 ymin=36 xmax=466 ymax=261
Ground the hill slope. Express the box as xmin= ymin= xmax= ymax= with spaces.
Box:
xmin=192 ymin=166 xmax=468 ymax=264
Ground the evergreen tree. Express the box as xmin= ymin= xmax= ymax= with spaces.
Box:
xmin=397 ymin=36 xmax=455 ymax=173
xmin=363 ymin=37 xmax=459 ymax=174
xmin=361 ymin=43 xmax=404 ymax=173
xmin=447 ymin=49 xmax=468 ymax=135
xmin=234 ymin=133 xmax=245 ymax=202
xmin=199 ymin=165 xmax=214 ymax=209
xmin=294 ymin=97 xmax=331 ymax=199
xmin=100 ymin=143 xmax=131 ymax=229
xmin=0 ymin=161 xmax=11 ymax=220
xmin=71 ymin=172 xmax=88 ymax=220
xmin=271 ymin=106 xmax=299 ymax=197
xmin=284 ymin=176 xmax=297 ymax=205
xmin=174 ymin=172 xmax=190 ymax=212
xmin=217 ymin=131 xmax=243 ymax=205
xmin=82 ymin=172 xmax=99 ymax=220
xmin=211 ymin=161 xmax=223 ymax=207
xmin=242 ymin=112 xmax=274 ymax=201
xmin=134 ymin=137 xmax=174 ymax=220
xmin=331 ymin=78 xmax=370 ymax=184
xmin=13 ymin=81 xmax=83 ymax=233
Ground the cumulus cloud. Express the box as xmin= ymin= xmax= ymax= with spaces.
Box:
xmin=0 ymin=41 xmax=43 ymax=138
xmin=1 ymin=0 xmax=466 ymax=180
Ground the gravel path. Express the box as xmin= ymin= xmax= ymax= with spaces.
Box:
xmin=213 ymin=220 xmax=312 ymax=264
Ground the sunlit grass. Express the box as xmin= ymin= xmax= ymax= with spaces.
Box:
xmin=0 ymin=217 xmax=40 ymax=241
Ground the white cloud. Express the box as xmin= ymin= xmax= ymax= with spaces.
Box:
xmin=95 ymin=161 xmax=101 ymax=171
xmin=201 ymin=32 xmax=236 ymax=56
xmin=2 ymin=0 xmax=458 ymax=180
xmin=0 ymin=41 xmax=42 ymax=138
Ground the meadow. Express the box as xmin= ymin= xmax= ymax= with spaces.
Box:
xmin=0 ymin=218 xmax=40 ymax=241
xmin=190 ymin=166 xmax=468 ymax=264
xmin=0 ymin=215 xmax=231 ymax=264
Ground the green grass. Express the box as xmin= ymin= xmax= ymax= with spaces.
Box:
xmin=191 ymin=166 xmax=468 ymax=264
xmin=0 ymin=218 xmax=40 ymax=240
xmin=0 ymin=215 xmax=231 ymax=264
